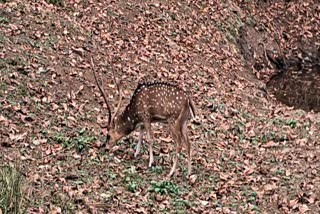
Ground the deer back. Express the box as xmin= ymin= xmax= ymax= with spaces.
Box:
xmin=107 ymin=81 xmax=195 ymax=147
xmin=127 ymin=81 xmax=195 ymax=123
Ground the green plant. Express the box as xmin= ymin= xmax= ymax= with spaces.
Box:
xmin=122 ymin=166 xmax=141 ymax=192
xmin=123 ymin=166 xmax=137 ymax=175
xmin=52 ymin=128 xmax=96 ymax=152
xmin=45 ymin=35 xmax=58 ymax=48
xmin=260 ymin=131 xmax=288 ymax=143
xmin=272 ymin=168 xmax=285 ymax=176
xmin=0 ymin=81 xmax=7 ymax=97
xmin=260 ymin=131 xmax=276 ymax=143
xmin=104 ymin=169 xmax=117 ymax=180
xmin=17 ymin=84 xmax=28 ymax=96
xmin=284 ymin=119 xmax=297 ymax=128
xmin=240 ymin=187 xmax=257 ymax=205
xmin=0 ymin=16 xmax=9 ymax=24
xmin=0 ymin=33 xmax=4 ymax=44
xmin=52 ymin=132 xmax=70 ymax=145
xmin=171 ymin=198 xmax=191 ymax=210
xmin=208 ymin=103 xmax=225 ymax=113
xmin=127 ymin=181 xmax=138 ymax=193
xmin=250 ymin=204 xmax=260 ymax=213
xmin=72 ymin=128 xmax=96 ymax=151
xmin=231 ymin=121 xmax=245 ymax=138
xmin=245 ymin=16 xmax=257 ymax=27
xmin=0 ymin=165 xmax=24 ymax=214
xmin=150 ymin=166 xmax=163 ymax=174
xmin=271 ymin=118 xmax=298 ymax=128
xmin=149 ymin=180 xmax=179 ymax=195
xmin=26 ymin=38 xmax=40 ymax=48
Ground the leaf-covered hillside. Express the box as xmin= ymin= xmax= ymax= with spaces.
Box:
xmin=0 ymin=0 xmax=319 ymax=213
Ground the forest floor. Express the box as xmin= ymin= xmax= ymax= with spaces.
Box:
xmin=0 ymin=0 xmax=319 ymax=213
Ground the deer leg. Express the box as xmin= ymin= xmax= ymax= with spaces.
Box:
xmin=168 ymin=123 xmax=182 ymax=177
xmin=134 ymin=126 xmax=144 ymax=158
xmin=144 ymin=122 xmax=154 ymax=167
xmin=182 ymin=122 xmax=192 ymax=177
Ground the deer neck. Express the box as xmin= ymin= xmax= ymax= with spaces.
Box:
xmin=114 ymin=105 xmax=138 ymax=136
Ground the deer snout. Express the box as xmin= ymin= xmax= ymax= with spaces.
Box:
xmin=106 ymin=129 xmax=123 ymax=150
xmin=105 ymin=135 xmax=116 ymax=150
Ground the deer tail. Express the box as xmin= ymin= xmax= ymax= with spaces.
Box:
xmin=180 ymin=98 xmax=196 ymax=124
xmin=188 ymin=99 xmax=196 ymax=119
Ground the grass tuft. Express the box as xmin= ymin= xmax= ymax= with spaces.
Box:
xmin=0 ymin=165 xmax=24 ymax=214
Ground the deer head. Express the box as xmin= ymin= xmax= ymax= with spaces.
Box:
xmin=91 ymin=58 xmax=126 ymax=148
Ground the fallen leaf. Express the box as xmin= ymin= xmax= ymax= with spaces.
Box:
xmin=199 ymin=199 xmax=209 ymax=206
xmin=159 ymin=137 xmax=172 ymax=143
xmin=299 ymin=204 xmax=310 ymax=213
xmin=0 ymin=115 xmax=7 ymax=122
xmin=189 ymin=174 xmax=197 ymax=183
xmin=263 ymin=183 xmax=276 ymax=191
xmin=9 ymin=132 xmax=27 ymax=142
xmin=33 ymin=138 xmax=47 ymax=145
xmin=289 ymin=198 xmax=299 ymax=208
xmin=73 ymin=153 xmax=81 ymax=159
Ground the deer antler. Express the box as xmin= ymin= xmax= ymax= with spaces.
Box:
xmin=110 ymin=67 xmax=123 ymax=124
xmin=91 ymin=57 xmax=112 ymax=128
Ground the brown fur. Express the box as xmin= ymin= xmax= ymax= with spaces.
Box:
xmin=92 ymin=63 xmax=195 ymax=177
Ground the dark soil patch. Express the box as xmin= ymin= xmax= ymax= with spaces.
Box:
xmin=267 ymin=61 xmax=320 ymax=112
xmin=238 ymin=24 xmax=320 ymax=112
xmin=238 ymin=0 xmax=320 ymax=113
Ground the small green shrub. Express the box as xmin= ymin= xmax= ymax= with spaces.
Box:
xmin=127 ymin=181 xmax=138 ymax=193
xmin=150 ymin=166 xmax=163 ymax=174
xmin=52 ymin=128 xmax=96 ymax=152
xmin=0 ymin=16 xmax=9 ymax=24
xmin=149 ymin=180 xmax=179 ymax=195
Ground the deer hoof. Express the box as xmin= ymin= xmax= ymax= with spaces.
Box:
xmin=167 ymin=173 xmax=174 ymax=179
xmin=148 ymin=162 xmax=155 ymax=168
xmin=167 ymin=170 xmax=174 ymax=178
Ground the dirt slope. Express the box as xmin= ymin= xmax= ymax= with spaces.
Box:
xmin=0 ymin=0 xmax=319 ymax=213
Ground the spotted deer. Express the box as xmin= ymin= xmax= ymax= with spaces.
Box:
xmin=91 ymin=58 xmax=195 ymax=177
